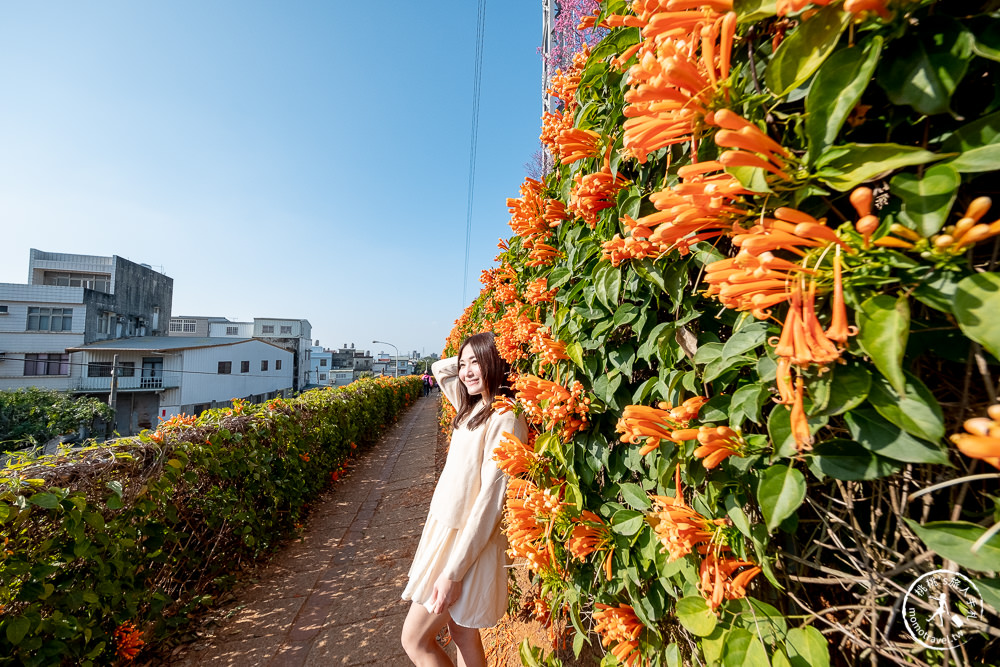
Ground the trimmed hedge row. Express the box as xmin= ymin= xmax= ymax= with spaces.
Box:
xmin=0 ymin=375 xmax=421 ymax=666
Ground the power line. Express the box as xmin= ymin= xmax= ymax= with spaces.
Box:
xmin=462 ymin=0 xmax=488 ymax=307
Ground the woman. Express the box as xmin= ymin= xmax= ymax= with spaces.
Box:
xmin=401 ymin=332 xmax=528 ymax=666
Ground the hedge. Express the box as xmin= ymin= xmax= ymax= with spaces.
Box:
xmin=0 ymin=375 xmax=421 ymax=666
xmin=447 ymin=1 xmax=1000 ymax=664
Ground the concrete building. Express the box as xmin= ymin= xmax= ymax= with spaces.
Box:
xmin=0 ymin=249 xmax=172 ymax=392
xmin=309 ymin=344 xmax=334 ymax=387
xmin=254 ymin=318 xmax=312 ymax=391
xmin=68 ymin=337 xmax=293 ymax=434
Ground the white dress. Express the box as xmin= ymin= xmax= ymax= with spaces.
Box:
xmin=401 ymin=356 xmax=528 ymax=628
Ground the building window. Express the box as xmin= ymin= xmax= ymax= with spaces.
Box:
xmin=280 ymin=325 xmax=293 ymax=334
xmin=87 ymin=361 xmax=133 ymax=377
xmin=42 ymin=271 xmax=111 ymax=293
xmin=226 ymin=326 xmax=239 ymax=336
xmin=319 ymin=373 xmax=327 ymax=381
xmin=261 ymin=360 xmax=268 ymax=371
xmin=320 ymin=359 xmax=327 ymax=367
xmin=169 ymin=319 xmax=197 ymax=333
xmin=27 ymin=307 xmax=73 ymax=332
xmin=261 ymin=325 xmax=275 ymax=334
xmin=241 ymin=360 xmax=250 ymax=373
xmin=0 ymin=305 xmax=7 ymax=314
xmin=275 ymin=359 xmax=282 ymax=370
xmin=218 ymin=361 xmax=232 ymax=374
xmin=119 ymin=362 xmax=136 ymax=377
xmin=24 ymin=353 xmax=70 ymax=376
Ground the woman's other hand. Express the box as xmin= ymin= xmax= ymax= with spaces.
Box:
xmin=428 ymin=575 xmax=462 ymax=615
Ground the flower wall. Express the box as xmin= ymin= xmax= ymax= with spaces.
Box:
xmin=0 ymin=376 xmax=421 ymax=666
xmin=447 ymin=1 xmax=1000 ymax=664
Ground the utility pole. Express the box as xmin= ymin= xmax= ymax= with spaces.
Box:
xmin=107 ymin=353 xmax=119 ymax=438
xmin=541 ymin=0 xmax=558 ymax=175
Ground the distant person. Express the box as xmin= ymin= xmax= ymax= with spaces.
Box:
xmin=422 ymin=374 xmax=431 ymax=397
xmin=401 ymin=332 xmax=526 ymax=667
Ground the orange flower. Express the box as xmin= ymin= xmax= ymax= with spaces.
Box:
xmin=113 ymin=621 xmax=145 ymax=662
xmin=699 ymin=549 xmax=761 ymax=611
xmin=557 ymin=127 xmax=603 ymax=165
xmin=951 ymin=404 xmax=1000 ymax=470
xmin=593 ymin=603 xmax=644 ymax=667
xmin=648 ymin=465 xmax=728 ymax=561
xmin=493 ymin=431 xmax=540 ymax=477
xmin=514 ymin=374 xmax=590 ymax=440
xmin=567 ymin=510 xmax=612 ymax=564
xmin=687 ymin=425 xmax=745 ymax=469
xmin=504 ymin=478 xmax=566 ymax=575
xmin=568 ymin=163 xmax=628 ymax=228
xmin=616 ymin=398 xmax=706 ymax=455
xmin=530 ymin=327 xmax=570 ymax=369
xmin=524 ymin=277 xmax=558 ymax=305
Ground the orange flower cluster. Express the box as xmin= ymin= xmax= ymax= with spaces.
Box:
xmin=951 ymin=404 xmax=1000 ymax=470
xmin=778 ymin=0 xmax=891 ymax=20
xmin=507 ymin=178 xmax=552 ymax=245
xmin=514 ymin=374 xmax=591 ymax=440
xmin=567 ymin=510 xmax=613 ymax=578
xmin=874 ymin=197 xmax=1000 ymax=255
xmin=493 ymin=431 xmax=541 ymax=477
xmin=557 ymin=127 xmax=602 ymax=165
xmin=568 ymin=163 xmax=629 ymax=229
xmin=505 ymin=478 xmax=566 ymax=574
xmin=699 ymin=549 xmax=762 ymax=611
xmin=614 ymin=5 xmax=736 ymax=162
xmin=524 ymin=277 xmax=558 ymax=305
xmin=673 ymin=425 xmax=745 ymax=469
xmin=494 ymin=306 xmax=541 ymax=364
xmin=615 ymin=397 xmax=707 ymax=455
xmin=540 ymin=49 xmax=589 ymax=160
xmin=593 ymin=603 xmax=644 ymax=667
xmin=530 ymin=327 xmax=570 ymax=370
xmin=113 ymin=621 xmax=144 ymax=662
xmin=648 ymin=466 xmax=728 ymax=561
xmin=710 ymin=109 xmax=796 ymax=183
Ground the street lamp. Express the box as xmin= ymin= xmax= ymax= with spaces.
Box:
xmin=372 ymin=340 xmax=399 ymax=378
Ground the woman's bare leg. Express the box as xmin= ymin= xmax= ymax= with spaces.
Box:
xmin=448 ymin=620 xmax=486 ymax=667
xmin=401 ymin=602 xmax=453 ymax=666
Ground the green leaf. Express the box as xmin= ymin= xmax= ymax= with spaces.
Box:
xmin=766 ymin=4 xmax=850 ymax=97
xmin=736 ymin=598 xmax=788 ymax=644
xmin=722 ymin=628 xmax=770 ymax=667
xmin=27 ymin=492 xmax=60 ymax=509
xmin=611 ymin=509 xmax=645 ymax=536
xmin=844 ymin=408 xmax=950 ymax=465
xmin=905 ymin=520 xmax=1000 ymax=572
xmin=757 ymin=465 xmax=806 ymax=532
xmin=566 ymin=341 xmax=585 ymax=371
xmin=734 ymin=0 xmax=776 ymax=23
xmin=878 ymin=17 xmax=974 ymax=116
xmin=785 ymin=626 xmax=830 ymax=667
xmin=807 ymin=439 xmax=900 ymax=480
xmin=729 ymin=383 xmax=770 ymax=427
xmin=815 ymin=144 xmax=942 ymax=192
xmin=5 ymin=616 xmax=31 ymax=645
xmin=856 ymin=294 xmax=909 ymax=395
xmin=808 ymin=362 xmax=871 ymax=417
xmin=595 ymin=264 xmax=621 ymax=311
xmin=722 ymin=322 xmax=769 ymax=361
xmin=675 ymin=596 xmax=717 ymax=637
xmin=867 ymin=372 xmax=945 ymax=444
xmin=805 ymin=37 xmax=882 ymax=165
xmin=619 ymin=482 xmax=651 ymax=511
xmin=942 ymin=109 xmax=1000 ymax=172
xmin=769 ymin=405 xmax=827 ymax=459
xmin=890 ymin=164 xmax=960 ymax=237
xmin=953 ymin=272 xmax=1000 ymax=362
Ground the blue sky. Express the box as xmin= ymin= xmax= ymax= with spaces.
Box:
xmin=0 ymin=1 xmax=544 ymax=357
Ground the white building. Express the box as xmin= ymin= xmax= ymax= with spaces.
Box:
xmin=68 ymin=337 xmax=293 ymax=434
xmin=0 ymin=249 xmax=172 ymax=393
xmin=254 ymin=318 xmax=312 ymax=391
xmin=308 ymin=344 xmax=334 ymax=387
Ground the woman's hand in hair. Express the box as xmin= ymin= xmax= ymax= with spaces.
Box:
xmin=428 ymin=574 xmax=462 ymax=615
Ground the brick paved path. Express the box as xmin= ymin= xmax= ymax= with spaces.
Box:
xmin=168 ymin=395 xmax=444 ymax=666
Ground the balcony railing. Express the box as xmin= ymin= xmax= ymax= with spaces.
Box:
xmin=76 ymin=375 xmax=176 ymax=392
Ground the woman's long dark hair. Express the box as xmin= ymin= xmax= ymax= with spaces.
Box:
xmin=453 ymin=332 xmax=512 ymax=431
